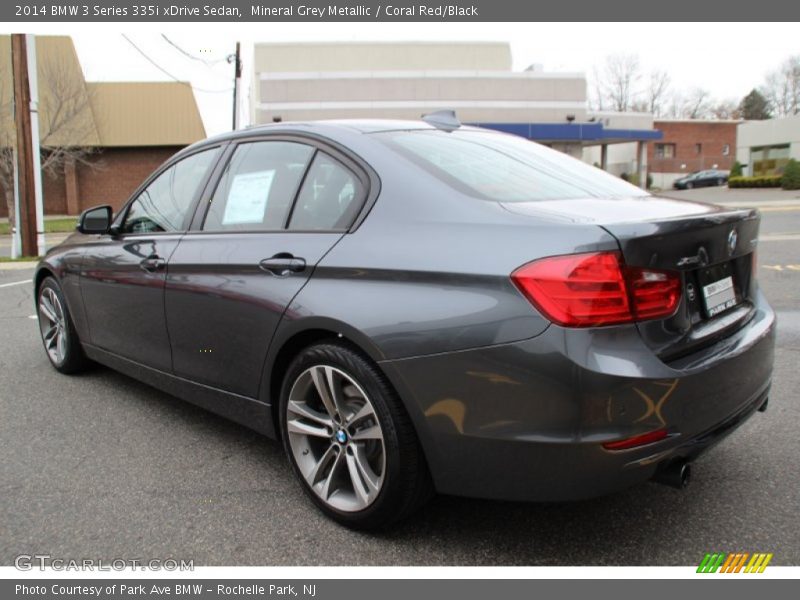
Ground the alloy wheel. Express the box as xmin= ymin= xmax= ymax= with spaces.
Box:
xmin=38 ymin=287 xmax=67 ymax=365
xmin=286 ymin=365 xmax=386 ymax=512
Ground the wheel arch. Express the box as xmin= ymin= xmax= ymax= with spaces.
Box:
xmin=34 ymin=265 xmax=56 ymax=298
xmin=261 ymin=319 xmax=387 ymax=441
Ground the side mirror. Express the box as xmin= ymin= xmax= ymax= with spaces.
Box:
xmin=77 ymin=205 xmax=113 ymax=234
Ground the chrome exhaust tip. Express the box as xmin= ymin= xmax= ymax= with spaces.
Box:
xmin=653 ymin=460 xmax=691 ymax=490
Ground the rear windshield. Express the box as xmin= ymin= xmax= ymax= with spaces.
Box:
xmin=374 ymin=129 xmax=648 ymax=202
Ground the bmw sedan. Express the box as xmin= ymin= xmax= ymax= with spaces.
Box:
xmin=35 ymin=116 xmax=775 ymax=529
xmin=673 ymin=169 xmax=729 ymax=189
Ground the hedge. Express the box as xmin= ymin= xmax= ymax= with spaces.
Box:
xmin=782 ymin=159 xmax=800 ymax=190
xmin=728 ymin=176 xmax=783 ymax=188
xmin=620 ymin=172 xmax=654 ymax=189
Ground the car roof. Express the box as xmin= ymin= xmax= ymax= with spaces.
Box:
xmin=194 ymin=118 xmax=486 ymax=147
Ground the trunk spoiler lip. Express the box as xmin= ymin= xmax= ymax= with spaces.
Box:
xmin=499 ymin=194 xmax=759 ymax=226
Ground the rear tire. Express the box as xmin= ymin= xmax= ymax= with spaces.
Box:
xmin=278 ymin=342 xmax=432 ymax=530
xmin=37 ymin=276 xmax=91 ymax=374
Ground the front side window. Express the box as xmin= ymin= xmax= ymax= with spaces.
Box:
xmin=375 ymin=130 xmax=647 ymax=202
xmin=288 ymin=153 xmax=363 ymax=230
xmin=121 ymin=147 xmax=220 ymax=234
xmin=203 ymin=141 xmax=314 ymax=231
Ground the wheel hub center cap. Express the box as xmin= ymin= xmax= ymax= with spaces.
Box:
xmin=335 ymin=430 xmax=348 ymax=444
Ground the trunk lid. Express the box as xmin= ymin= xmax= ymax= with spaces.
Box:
xmin=502 ymin=195 xmax=760 ymax=360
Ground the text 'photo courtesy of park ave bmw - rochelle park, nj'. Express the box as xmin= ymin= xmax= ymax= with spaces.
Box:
xmin=0 ymin=1 xmax=799 ymax=596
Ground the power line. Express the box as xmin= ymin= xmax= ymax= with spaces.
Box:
xmin=121 ymin=34 xmax=233 ymax=94
xmin=160 ymin=34 xmax=228 ymax=66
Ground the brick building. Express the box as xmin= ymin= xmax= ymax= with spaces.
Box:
xmin=648 ymin=119 xmax=739 ymax=189
xmin=0 ymin=36 xmax=205 ymax=218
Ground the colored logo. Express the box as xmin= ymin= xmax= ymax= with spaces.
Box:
xmin=697 ymin=552 xmax=773 ymax=573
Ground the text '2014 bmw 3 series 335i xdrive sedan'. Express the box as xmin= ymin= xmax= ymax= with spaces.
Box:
xmin=35 ymin=114 xmax=775 ymax=529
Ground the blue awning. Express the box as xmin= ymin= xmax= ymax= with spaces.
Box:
xmin=470 ymin=122 xmax=662 ymax=145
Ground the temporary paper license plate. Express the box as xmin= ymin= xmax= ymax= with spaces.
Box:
xmin=702 ymin=275 xmax=738 ymax=317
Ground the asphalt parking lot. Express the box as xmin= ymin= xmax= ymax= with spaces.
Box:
xmin=1 ymin=188 xmax=799 ymax=566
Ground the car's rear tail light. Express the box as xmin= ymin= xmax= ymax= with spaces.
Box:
xmin=511 ymin=251 xmax=681 ymax=327
xmin=602 ymin=427 xmax=669 ymax=451
xmin=626 ymin=266 xmax=682 ymax=321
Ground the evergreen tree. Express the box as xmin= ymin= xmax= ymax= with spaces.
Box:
xmin=738 ymin=89 xmax=772 ymax=120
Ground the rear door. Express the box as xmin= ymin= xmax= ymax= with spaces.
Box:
xmin=165 ymin=138 xmax=368 ymax=398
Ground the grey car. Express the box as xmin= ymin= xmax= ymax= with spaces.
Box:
xmin=35 ymin=116 xmax=775 ymax=529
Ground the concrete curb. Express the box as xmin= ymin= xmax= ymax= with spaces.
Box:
xmin=721 ymin=199 xmax=800 ymax=208
xmin=0 ymin=262 xmax=38 ymax=270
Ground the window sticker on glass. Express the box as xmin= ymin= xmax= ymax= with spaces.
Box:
xmin=221 ymin=170 xmax=275 ymax=225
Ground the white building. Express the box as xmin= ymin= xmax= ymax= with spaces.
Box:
xmin=250 ymin=42 xmax=660 ymax=185
xmin=737 ymin=113 xmax=800 ymax=176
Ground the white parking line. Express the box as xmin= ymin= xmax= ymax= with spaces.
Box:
xmin=760 ymin=233 xmax=800 ymax=242
xmin=0 ymin=279 xmax=31 ymax=289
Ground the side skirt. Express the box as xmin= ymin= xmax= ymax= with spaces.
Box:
xmin=82 ymin=344 xmax=277 ymax=438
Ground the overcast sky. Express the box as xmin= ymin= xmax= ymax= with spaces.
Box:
xmin=5 ymin=23 xmax=798 ymax=136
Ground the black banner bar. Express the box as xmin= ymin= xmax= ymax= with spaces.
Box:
xmin=4 ymin=0 xmax=800 ymax=22
xmin=4 ymin=579 xmax=799 ymax=600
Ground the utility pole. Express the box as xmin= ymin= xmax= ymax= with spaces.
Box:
xmin=11 ymin=34 xmax=37 ymax=257
xmin=230 ymin=41 xmax=242 ymax=130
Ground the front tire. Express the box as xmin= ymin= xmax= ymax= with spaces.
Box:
xmin=279 ymin=342 xmax=432 ymax=529
xmin=37 ymin=276 xmax=91 ymax=374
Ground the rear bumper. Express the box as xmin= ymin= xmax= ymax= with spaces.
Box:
xmin=381 ymin=291 xmax=776 ymax=502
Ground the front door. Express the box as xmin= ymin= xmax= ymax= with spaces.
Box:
xmin=80 ymin=147 xmax=221 ymax=371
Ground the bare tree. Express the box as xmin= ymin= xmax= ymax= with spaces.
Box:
xmin=645 ymin=69 xmax=671 ymax=117
xmin=592 ymin=56 xmax=673 ymax=117
xmin=663 ymin=91 xmax=686 ymax=119
xmin=0 ymin=67 xmax=16 ymax=228
xmin=763 ymin=55 xmax=800 ymax=117
xmin=0 ymin=55 xmax=98 ymax=235
xmin=37 ymin=56 xmax=99 ymax=177
xmin=710 ymin=98 xmax=741 ymax=120
xmin=590 ymin=65 xmax=606 ymax=112
xmin=681 ymin=87 xmax=712 ymax=119
xmin=595 ymin=53 xmax=642 ymax=112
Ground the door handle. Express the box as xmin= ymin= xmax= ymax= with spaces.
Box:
xmin=140 ymin=255 xmax=166 ymax=273
xmin=259 ymin=254 xmax=306 ymax=276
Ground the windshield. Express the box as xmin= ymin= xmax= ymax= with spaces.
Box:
xmin=374 ymin=129 xmax=649 ymax=202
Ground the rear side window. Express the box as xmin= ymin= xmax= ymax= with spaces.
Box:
xmin=203 ymin=141 xmax=314 ymax=231
xmin=375 ymin=130 xmax=647 ymax=202
xmin=288 ymin=153 xmax=363 ymax=231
